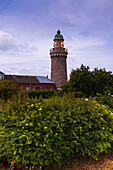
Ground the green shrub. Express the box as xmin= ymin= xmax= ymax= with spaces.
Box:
xmin=74 ymin=91 xmax=83 ymax=98
xmin=0 ymin=80 xmax=19 ymax=100
xmin=95 ymin=94 xmax=113 ymax=110
xmin=0 ymin=94 xmax=113 ymax=168
xmin=28 ymin=90 xmax=55 ymax=99
xmin=58 ymin=91 xmax=83 ymax=98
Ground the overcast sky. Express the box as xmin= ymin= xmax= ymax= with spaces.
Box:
xmin=0 ymin=0 xmax=113 ymax=79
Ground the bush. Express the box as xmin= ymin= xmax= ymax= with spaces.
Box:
xmin=28 ymin=90 xmax=55 ymax=99
xmin=0 ymin=94 xmax=113 ymax=168
xmin=95 ymin=94 xmax=113 ymax=110
xmin=74 ymin=91 xmax=83 ymax=98
xmin=0 ymin=80 xmax=19 ymax=100
xmin=58 ymin=91 xmax=83 ymax=98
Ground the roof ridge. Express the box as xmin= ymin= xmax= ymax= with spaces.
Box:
xmin=5 ymin=75 xmax=37 ymax=77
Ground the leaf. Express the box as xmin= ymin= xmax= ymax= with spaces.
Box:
xmin=13 ymin=150 xmax=17 ymax=155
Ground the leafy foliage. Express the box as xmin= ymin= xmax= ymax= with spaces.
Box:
xmin=0 ymin=94 xmax=113 ymax=168
xmin=28 ymin=90 xmax=55 ymax=99
xmin=62 ymin=64 xmax=113 ymax=96
xmin=95 ymin=93 xmax=113 ymax=110
xmin=0 ymin=80 xmax=19 ymax=100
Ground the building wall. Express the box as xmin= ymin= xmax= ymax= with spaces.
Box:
xmin=18 ymin=83 xmax=55 ymax=91
xmin=38 ymin=83 xmax=55 ymax=90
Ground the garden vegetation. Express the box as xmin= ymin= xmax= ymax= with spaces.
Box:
xmin=1 ymin=94 xmax=113 ymax=169
xmin=1 ymin=65 xmax=113 ymax=169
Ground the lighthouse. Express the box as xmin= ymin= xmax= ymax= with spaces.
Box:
xmin=50 ymin=30 xmax=68 ymax=90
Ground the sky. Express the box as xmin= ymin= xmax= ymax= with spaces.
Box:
xmin=0 ymin=0 xmax=113 ymax=79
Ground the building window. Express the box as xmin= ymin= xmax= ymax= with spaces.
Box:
xmin=50 ymin=87 xmax=52 ymax=90
xmin=0 ymin=75 xmax=2 ymax=80
xmin=32 ymin=87 xmax=35 ymax=90
xmin=0 ymin=74 xmax=4 ymax=80
xmin=26 ymin=87 xmax=30 ymax=91
xmin=36 ymin=87 xmax=40 ymax=90
xmin=13 ymin=75 xmax=16 ymax=78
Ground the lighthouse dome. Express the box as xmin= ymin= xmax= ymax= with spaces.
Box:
xmin=53 ymin=30 xmax=64 ymax=41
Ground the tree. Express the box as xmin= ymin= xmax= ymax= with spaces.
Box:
xmin=68 ymin=64 xmax=94 ymax=96
xmin=62 ymin=64 xmax=113 ymax=96
xmin=93 ymin=68 xmax=113 ymax=95
xmin=0 ymin=80 xmax=19 ymax=100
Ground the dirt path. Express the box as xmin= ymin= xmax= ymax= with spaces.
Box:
xmin=1 ymin=153 xmax=113 ymax=170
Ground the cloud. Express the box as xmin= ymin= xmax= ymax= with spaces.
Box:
xmin=67 ymin=34 xmax=111 ymax=76
xmin=0 ymin=30 xmax=38 ymax=53
xmin=0 ymin=0 xmax=113 ymax=76
xmin=0 ymin=30 xmax=16 ymax=50
xmin=67 ymin=35 xmax=106 ymax=53
xmin=0 ymin=56 xmax=51 ymax=76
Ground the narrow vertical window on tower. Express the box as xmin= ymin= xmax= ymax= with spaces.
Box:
xmin=50 ymin=30 xmax=68 ymax=91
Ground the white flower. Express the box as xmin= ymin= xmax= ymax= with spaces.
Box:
xmin=31 ymin=104 xmax=34 ymax=106
xmin=102 ymin=127 xmax=105 ymax=129
xmin=111 ymin=112 xmax=113 ymax=115
xmin=85 ymin=98 xmax=88 ymax=101
xmin=39 ymin=108 xmax=42 ymax=111
xmin=26 ymin=123 xmax=28 ymax=126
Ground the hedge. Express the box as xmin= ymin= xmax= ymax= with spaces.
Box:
xmin=58 ymin=91 xmax=83 ymax=98
xmin=27 ymin=90 xmax=55 ymax=99
xmin=0 ymin=94 xmax=113 ymax=168
xmin=95 ymin=94 xmax=113 ymax=110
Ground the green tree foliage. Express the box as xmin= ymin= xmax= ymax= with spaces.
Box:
xmin=62 ymin=64 xmax=113 ymax=96
xmin=93 ymin=68 xmax=113 ymax=95
xmin=0 ymin=80 xmax=19 ymax=100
